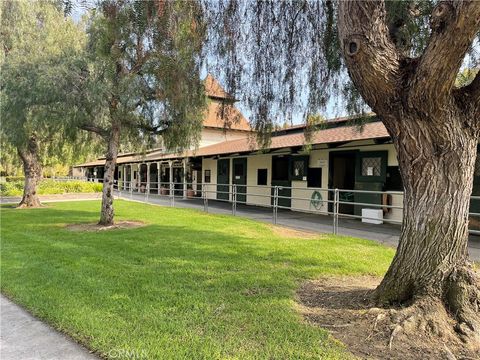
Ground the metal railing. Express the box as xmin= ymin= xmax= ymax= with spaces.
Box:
xmin=73 ymin=177 xmax=480 ymax=236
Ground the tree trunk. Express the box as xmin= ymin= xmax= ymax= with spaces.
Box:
xmin=98 ymin=125 xmax=120 ymax=226
xmin=337 ymin=0 xmax=480 ymax=346
xmin=17 ymin=135 xmax=42 ymax=208
xmin=376 ymin=116 xmax=478 ymax=306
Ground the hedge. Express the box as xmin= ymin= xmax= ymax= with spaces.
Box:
xmin=0 ymin=179 xmax=103 ymax=196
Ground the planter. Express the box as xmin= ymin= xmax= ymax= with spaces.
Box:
xmin=160 ymin=187 xmax=169 ymax=196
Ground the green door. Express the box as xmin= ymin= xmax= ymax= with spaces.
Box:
xmin=217 ymin=159 xmax=230 ymax=201
xmin=353 ymin=151 xmax=388 ymax=216
xmin=232 ymin=158 xmax=247 ymax=203
xmin=271 ymin=155 xmax=291 ymax=208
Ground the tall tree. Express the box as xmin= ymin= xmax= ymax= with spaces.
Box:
xmin=203 ymin=0 xmax=480 ymax=349
xmin=0 ymin=0 xmax=89 ymax=207
xmin=74 ymin=0 xmax=206 ymax=225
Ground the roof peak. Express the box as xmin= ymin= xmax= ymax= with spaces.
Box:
xmin=204 ymin=74 xmax=235 ymax=100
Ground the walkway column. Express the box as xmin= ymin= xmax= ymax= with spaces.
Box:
xmin=168 ymin=161 xmax=173 ymax=195
xmin=157 ymin=162 xmax=161 ymax=194
xmin=123 ymin=165 xmax=126 ymax=190
xmin=146 ymin=163 xmax=150 ymax=194
xmin=130 ymin=164 xmax=134 ymax=191
xmin=183 ymin=158 xmax=187 ymax=199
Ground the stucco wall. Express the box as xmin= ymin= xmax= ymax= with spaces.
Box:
xmin=199 ymin=128 xmax=249 ymax=148
xmin=245 ymin=154 xmax=272 ymax=207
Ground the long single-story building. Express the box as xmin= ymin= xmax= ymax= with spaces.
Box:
xmin=73 ymin=76 xmax=480 ymax=225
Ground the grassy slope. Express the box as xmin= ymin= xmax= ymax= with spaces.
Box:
xmin=1 ymin=200 xmax=394 ymax=359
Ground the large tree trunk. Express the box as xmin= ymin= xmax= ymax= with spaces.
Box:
xmin=17 ymin=135 xmax=42 ymax=208
xmin=337 ymin=0 xmax=480 ymax=347
xmin=98 ymin=125 xmax=120 ymax=226
xmin=376 ymin=115 xmax=479 ymax=323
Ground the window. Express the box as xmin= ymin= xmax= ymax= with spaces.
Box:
xmin=291 ymin=156 xmax=308 ymax=180
xmin=355 ymin=151 xmax=388 ymax=182
xmin=272 ymin=156 xmax=289 ymax=181
xmin=307 ymin=168 xmax=322 ymax=188
xmin=234 ymin=163 xmax=243 ymax=176
xmin=204 ymin=169 xmax=211 ymax=183
xmin=361 ymin=157 xmax=382 ymax=176
xmin=385 ymin=166 xmax=403 ymax=191
xmin=257 ymin=169 xmax=268 ymax=185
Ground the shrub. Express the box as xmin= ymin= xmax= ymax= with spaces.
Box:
xmin=0 ymin=180 xmax=103 ymax=196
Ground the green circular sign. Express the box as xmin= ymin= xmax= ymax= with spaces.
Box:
xmin=310 ymin=191 xmax=323 ymax=210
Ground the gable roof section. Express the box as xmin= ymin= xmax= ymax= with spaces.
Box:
xmin=202 ymin=100 xmax=251 ymax=131
xmin=204 ymin=74 xmax=235 ymax=100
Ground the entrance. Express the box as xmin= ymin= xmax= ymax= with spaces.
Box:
xmin=217 ymin=159 xmax=230 ymax=201
xmin=329 ymin=151 xmax=357 ymax=214
xmin=232 ymin=158 xmax=247 ymax=203
xmin=271 ymin=155 xmax=291 ymax=208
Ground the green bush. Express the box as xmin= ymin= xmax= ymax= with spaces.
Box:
xmin=5 ymin=176 xmax=25 ymax=182
xmin=0 ymin=179 xmax=102 ymax=196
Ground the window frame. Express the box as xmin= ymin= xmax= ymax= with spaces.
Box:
xmin=204 ymin=169 xmax=211 ymax=183
xmin=355 ymin=151 xmax=388 ymax=182
xmin=257 ymin=168 xmax=268 ymax=186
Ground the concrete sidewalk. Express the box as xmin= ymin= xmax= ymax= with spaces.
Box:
xmin=0 ymin=295 xmax=98 ymax=360
xmin=120 ymin=191 xmax=480 ymax=261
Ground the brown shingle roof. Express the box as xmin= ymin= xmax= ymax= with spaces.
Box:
xmin=193 ymin=121 xmax=389 ymax=157
xmin=204 ymin=74 xmax=234 ymax=100
xmin=202 ymin=100 xmax=251 ymax=131
xmin=75 ymin=122 xmax=390 ymax=167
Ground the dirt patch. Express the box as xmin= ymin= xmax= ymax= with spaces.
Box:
xmin=296 ymin=276 xmax=478 ymax=360
xmin=268 ymin=224 xmax=319 ymax=239
xmin=65 ymin=221 xmax=145 ymax=232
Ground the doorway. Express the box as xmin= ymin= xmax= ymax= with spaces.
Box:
xmin=329 ymin=151 xmax=357 ymax=214
xmin=232 ymin=158 xmax=247 ymax=203
xmin=271 ymin=155 xmax=291 ymax=208
xmin=217 ymin=159 xmax=230 ymax=201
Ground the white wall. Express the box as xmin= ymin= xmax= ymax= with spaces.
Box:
xmin=202 ymin=158 xmax=218 ymax=200
xmin=199 ymin=128 xmax=249 ymax=148
xmin=199 ymin=142 xmax=403 ymax=224
xmin=245 ymin=154 xmax=272 ymax=207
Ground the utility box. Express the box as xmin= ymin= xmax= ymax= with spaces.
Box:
xmin=362 ymin=208 xmax=383 ymax=224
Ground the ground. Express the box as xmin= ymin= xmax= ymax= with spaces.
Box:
xmin=0 ymin=200 xmax=394 ymax=359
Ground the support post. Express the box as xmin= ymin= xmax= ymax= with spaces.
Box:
xmin=146 ymin=163 xmax=150 ymax=202
xmin=169 ymin=161 xmax=174 ymax=207
xmin=130 ymin=164 xmax=134 ymax=192
xmin=183 ymin=158 xmax=187 ymax=200
xmin=202 ymin=184 xmax=208 ymax=212
xmin=157 ymin=162 xmax=161 ymax=195
xmin=333 ymin=188 xmax=339 ymax=235
xmin=232 ymin=184 xmax=237 ymax=216
xmin=123 ymin=165 xmax=127 ymax=190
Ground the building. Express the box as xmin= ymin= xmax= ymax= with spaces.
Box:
xmin=73 ymin=76 xmax=480 ymax=225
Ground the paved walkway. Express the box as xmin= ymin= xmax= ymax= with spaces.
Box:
xmin=0 ymin=295 xmax=98 ymax=360
xmin=120 ymin=191 xmax=480 ymax=261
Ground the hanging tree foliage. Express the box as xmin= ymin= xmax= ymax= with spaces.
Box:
xmin=72 ymin=0 xmax=207 ymax=225
xmin=202 ymin=0 xmax=480 ymax=354
xmin=0 ymin=0 xmax=94 ymax=207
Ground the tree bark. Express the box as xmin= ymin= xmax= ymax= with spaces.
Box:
xmin=338 ymin=0 xmax=480 ymax=343
xmin=17 ymin=135 xmax=42 ymax=208
xmin=98 ymin=124 xmax=120 ymax=226
xmin=376 ymin=115 xmax=477 ymax=303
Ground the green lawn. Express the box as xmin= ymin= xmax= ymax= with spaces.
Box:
xmin=1 ymin=200 xmax=394 ymax=359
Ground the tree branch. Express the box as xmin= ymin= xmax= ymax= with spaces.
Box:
xmin=409 ymin=1 xmax=480 ymax=107
xmin=79 ymin=124 xmax=109 ymax=138
xmin=337 ymin=0 xmax=401 ymax=113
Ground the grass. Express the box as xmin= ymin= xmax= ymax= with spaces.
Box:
xmin=1 ymin=200 xmax=395 ymax=359
xmin=0 ymin=179 xmax=102 ymax=196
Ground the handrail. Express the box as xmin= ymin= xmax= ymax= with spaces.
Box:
xmin=63 ymin=177 xmax=480 ymax=235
